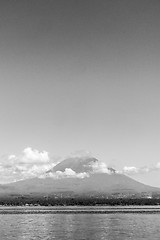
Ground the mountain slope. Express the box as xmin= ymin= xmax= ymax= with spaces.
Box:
xmin=2 ymin=172 xmax=159 ymax=195
xmin=47 ymin=157 xmax=98 ymax=173
xmin=1 ymin=157 xmax=160 ymax=196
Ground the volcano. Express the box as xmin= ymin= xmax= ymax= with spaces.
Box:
xmin=47 ymin=157 xmax=99 ymax=173
xmin=0 ymin=157 xmax=160 ymax=197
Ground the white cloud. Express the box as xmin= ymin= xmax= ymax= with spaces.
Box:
xmin=21 ymin=147 xmax=49 ymax=164
xmin=156 ymin=162 xmax=160 ymax=169
xmin=89 ymin=161 xmax=113 ymax=174
xmin=0 ymin=147 xmax=57 ymax=183
xmin=123 ymin=166 xmax=139 ymax=174
xmin=8 ymin=155 xmax=16 ymax=160
xmin=40 ymin=168 xmax=89 ymax=179
xmin=122 ymin=164 xmax=159 ymax=175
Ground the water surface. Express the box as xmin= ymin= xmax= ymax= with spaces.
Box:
xmin=0 ymin=207 xmax=160 ymax=239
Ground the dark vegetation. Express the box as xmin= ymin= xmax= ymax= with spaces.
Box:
xmin=1 ymin=194 xmax=160 ymax=206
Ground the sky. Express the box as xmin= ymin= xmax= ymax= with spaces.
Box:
xmin=0 ymin=0 xmax=160 ymax=186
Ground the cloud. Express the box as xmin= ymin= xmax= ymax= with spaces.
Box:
xmin=123 ymin=166 xmax=139 ymax=174
xmin=85 ymin=160 xmax=116 ymax=174
xmin=156 ymin=162 xmax=160 ymax=169
xmin=90 ymin=161 xmax=112 ymax=174
xmin=8 ymin=155 xmax=16 ymax=160
xmin=0 ymin=147 xmax=57 ymax=183
xmin=122 ymin=164 xmax=160 ymax=175
xmin=21 ymin=147 xmax=49 ymax=164
xmin=40 ymin=168 xmax=89 ymax=179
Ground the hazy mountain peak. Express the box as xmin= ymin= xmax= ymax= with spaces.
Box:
xmin=47 ymin=157 xmax=114 ymax=175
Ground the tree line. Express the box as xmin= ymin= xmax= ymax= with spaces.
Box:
xmin=0 ymin=196 xmax=160 ymax=206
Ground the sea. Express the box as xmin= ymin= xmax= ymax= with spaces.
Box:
xmin=0 ymin=206 xmax=160 ymax=240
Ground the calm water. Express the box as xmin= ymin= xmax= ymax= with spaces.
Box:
xmin=0 ymin=207 xmax=160 ymax=239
